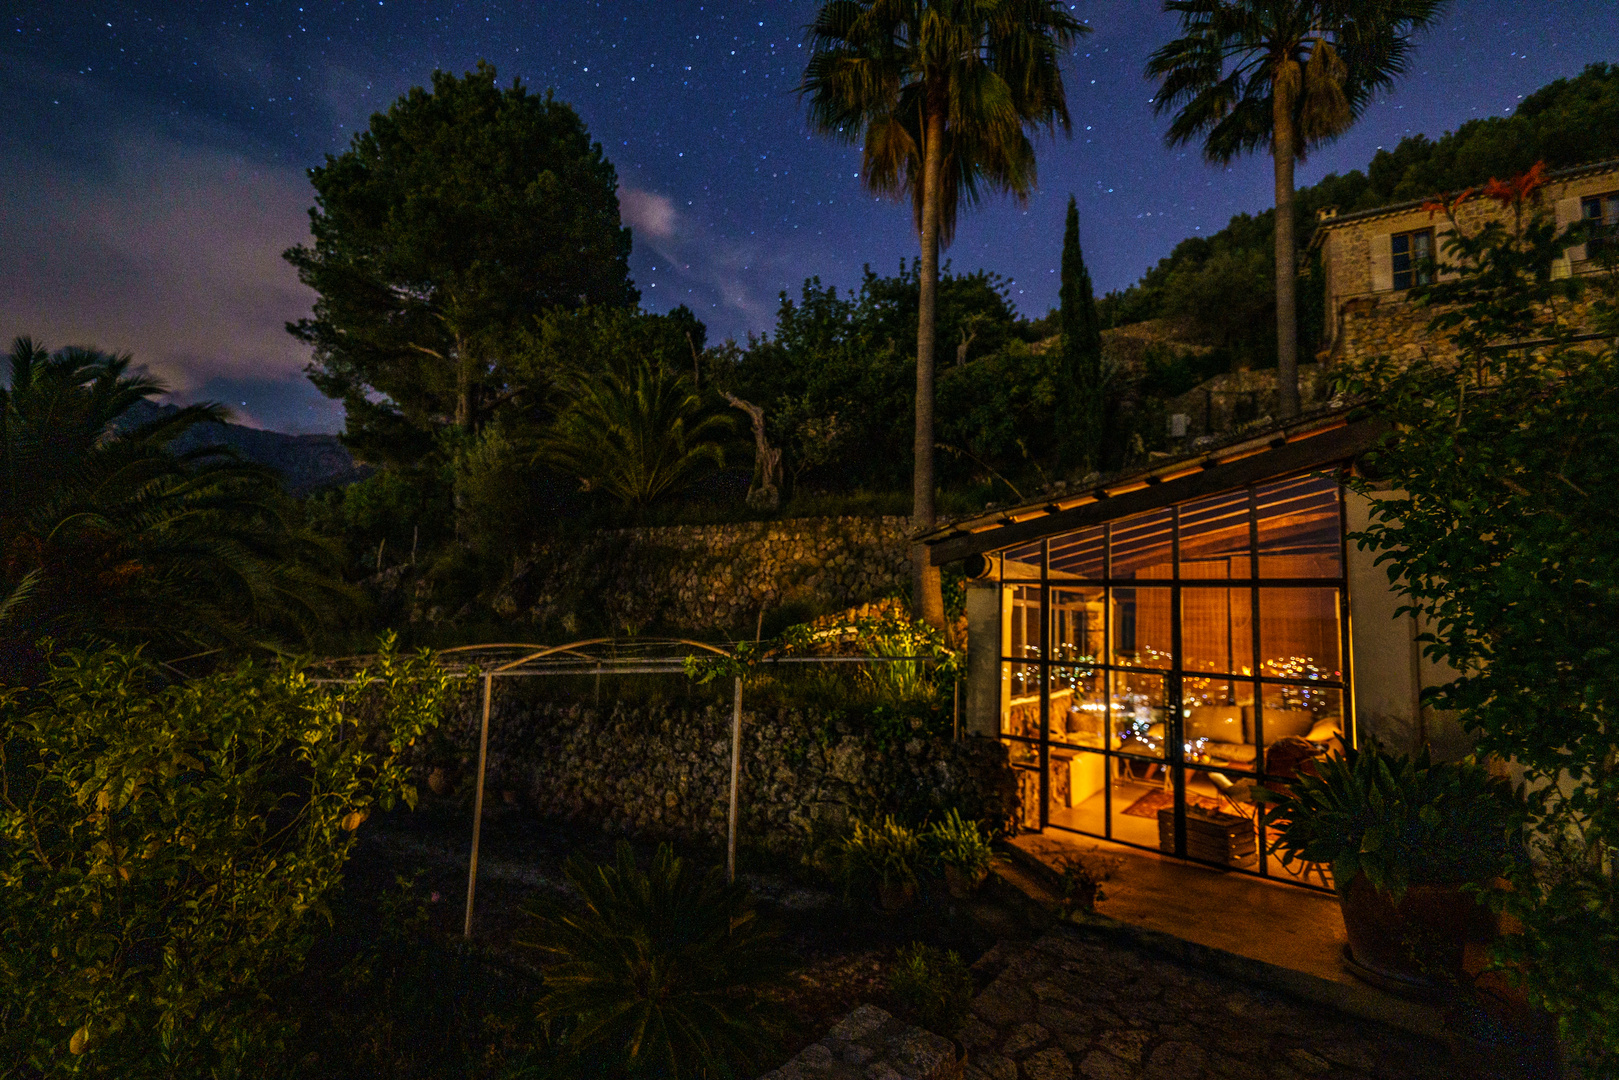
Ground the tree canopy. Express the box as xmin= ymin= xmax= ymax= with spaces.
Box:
xmin=285 ymin=61 xmax=635 ymax=465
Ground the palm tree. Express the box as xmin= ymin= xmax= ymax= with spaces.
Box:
xmin=536 ymin=354 xmax=732 ymax=508
xmin=1147 ymin=0 xmax=1444 ymax=418
xmin=803 ymin=0 xmax=1087 ymax=627
xmin=0 ymin=337 xmax=352 ymax=667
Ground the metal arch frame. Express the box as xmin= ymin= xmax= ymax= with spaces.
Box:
xmin=312 ymin=636 xmax=949 ymax=941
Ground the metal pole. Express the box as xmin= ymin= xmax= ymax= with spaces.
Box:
xmin=727 ymin=675 xmax=742 ymax=884
xmin=464 ymin=673 xmax=492 ymax=940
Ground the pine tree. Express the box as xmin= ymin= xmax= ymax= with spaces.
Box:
xmin=1058 ymin=196 xmax=1103 ymax=473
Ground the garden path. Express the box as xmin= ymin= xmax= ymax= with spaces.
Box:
xmin=958 ymin=926 xmax=1461 ymax=1080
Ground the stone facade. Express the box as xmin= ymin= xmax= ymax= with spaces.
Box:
xmin=1329 ymin=294 xmax=1603 ymax=370
xmin=445 ymin=692 xmax=1020 ymax=852
xmin=492 ymin=516 xmax=914 ymax=636
xmin=1316 ymin=159 xmax=1618 ymax=365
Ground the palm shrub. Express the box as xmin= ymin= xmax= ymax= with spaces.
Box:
xmin=536 ymin=354 xmax=732 ymax=508
xmin=0 ymin=338 xmax=354 ymax=667
xmin=0 ymin=634 xmax=456 ymax=1076
xmin=519 ymin=842 xmax=788 ymax=1079
xmin=1257 ymin=746 xmax=1523 ymax=897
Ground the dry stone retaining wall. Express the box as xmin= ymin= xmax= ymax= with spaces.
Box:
xmin=445 ymin=693 xmax=1018 ymax=853
xmin=494 ymin=516 xmax=913 ymax=636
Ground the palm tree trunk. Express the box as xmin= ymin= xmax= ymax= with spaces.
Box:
xmin=455 ymin=332 xmax=475 ymax=430
xmin=1272 ymin=85 xmax=1301 ymax=420
xmin=912 ymin=104 xmax=946 ymax=630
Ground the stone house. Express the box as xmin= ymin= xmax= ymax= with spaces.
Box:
xmin=1314 ymin=158 xmax=1619 ymax=367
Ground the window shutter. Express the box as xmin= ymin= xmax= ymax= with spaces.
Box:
xmin=1557 ymin=197 xmax=1587 ymax=262
xmin=1369 ymin=232 xmax=1394 ymax=292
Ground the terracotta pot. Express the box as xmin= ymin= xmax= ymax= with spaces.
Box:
xmin=426 ymin=767 xmax=450 ymax=796
xmin=876 ymin=880 xmax=916 ymax=912
xmin=943 ymin=864 xmax=985 ymax=900
xmin=1339 ymin=874 xmax=1477 ymax=990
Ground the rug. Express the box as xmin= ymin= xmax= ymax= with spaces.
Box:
xmin=1121 ymin=789 xmax=1225 ymax=819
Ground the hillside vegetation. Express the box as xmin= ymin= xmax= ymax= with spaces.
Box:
xmin=1098 ymin=62 xmax=1619 ymax=367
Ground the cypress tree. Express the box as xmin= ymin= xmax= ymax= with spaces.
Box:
xmin=1058 ymin=195 xmax=1104 ymax=473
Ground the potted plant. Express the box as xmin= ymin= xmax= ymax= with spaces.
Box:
xmin=835 ymin=816 xmax=923 ymax=911
xmin=1258 ymin=746 xmax=1522 ymax=993
xmin=923 ymin=810 xmax=996 ymax=899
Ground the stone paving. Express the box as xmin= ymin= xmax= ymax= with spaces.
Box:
xmin=957 ymin=926 xmax=1457 ymax=1080
xmin=761 ymin=1004 xmax=962 ymax=1080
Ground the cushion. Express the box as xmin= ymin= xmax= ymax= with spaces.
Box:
xmin=1202 ymin=740 xmax=1259 ymax=764
xmin=1306 ymin=717 xmax=1342 ymax=744
xmin=1186 ymin=705 xmax=1244 ymax=743
xmin=1261 ymin=709 xmax=1317 ymax=743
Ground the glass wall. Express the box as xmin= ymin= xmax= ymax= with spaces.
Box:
xmin=998 ymin=472 xmax=1350 ymax=884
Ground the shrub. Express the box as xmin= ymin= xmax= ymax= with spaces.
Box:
xmin=833 ymin=816 xmax=925 ymax=896
xmin=922 ymin=810 xmax=996 ymax=885
xmin=519 ymin=841 xmax=788 ymax=1079
xmin=887 ymin=943 xmax=973 ymax=1036
xmin=1257 ymin=746 xmax=1524 ymax=898
xmin=0 ymin=635 xmax=455 ymax=1076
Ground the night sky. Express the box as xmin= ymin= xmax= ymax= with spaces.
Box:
xmin=3 ymin=2 xmax=1614 ymax=433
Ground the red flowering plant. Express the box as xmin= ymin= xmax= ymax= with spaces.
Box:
xmin=1409 ymin=161 xmax=1593 ymax=381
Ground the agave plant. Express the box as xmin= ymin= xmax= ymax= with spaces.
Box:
xmin=0 ymin=337 xmax=353 ymax=665
xmin=1257 ymin=745 xmax=1524 ymax=897
xmin=519 ymin=842 xmax=788 ymax=1079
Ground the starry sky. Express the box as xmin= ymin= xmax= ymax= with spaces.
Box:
xmin=3 ymin=2 xmax=1615 ymax=432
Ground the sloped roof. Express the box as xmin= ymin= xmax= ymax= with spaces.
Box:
xmin=919 ymin=403 xmax=1386 ymax=567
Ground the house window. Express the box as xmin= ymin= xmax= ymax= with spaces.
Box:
xmin=1582 ymin=192 xmax=1619 ymax=260
xmin=1390 ymin=228 xmax=1434 ymax=290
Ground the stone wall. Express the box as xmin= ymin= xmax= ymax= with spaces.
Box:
xmin=1329 ymin=294 xmax=1603 ymax=369
xmin=491 ymin=516 xmax=913 ymax=637
xmin=446 ymin=691 xmax=1019 ymax=852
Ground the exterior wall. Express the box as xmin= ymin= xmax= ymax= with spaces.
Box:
xmin=964 ymin=580 xmax=1001 ymax=737
xmin=1343 ymin=489 xmax=1472 ymax=760
xmin=478 ymin=516 xmax=913 ymax=635
xmin=1317 ymin=165 xmax=1619 ymax=363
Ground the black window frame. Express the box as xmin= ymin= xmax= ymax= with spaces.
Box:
xmin=1391 ymin=227 xmax=1435 ymax=290
xmin=1582 ymin=192 xmax=1619 ymax=260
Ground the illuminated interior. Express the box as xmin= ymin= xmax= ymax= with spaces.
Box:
xmin=997 ymin=472 xmax=1349 ymax=885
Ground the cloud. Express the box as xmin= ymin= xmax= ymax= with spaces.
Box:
xmin=618 ymin=185 xmax=678 ymax=240
xmin=0 ymin=122 xmax=340 ymax=431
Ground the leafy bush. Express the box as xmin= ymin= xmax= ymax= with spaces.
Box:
xmin=922 ymin=809 xmax=996 ymax=884
xmin=1342 ymin=166 xmax=1619 ymax=1066
xmin=834 ymin=816 xmax=924 ymax=895
xmin=519 ymin=841 xmax=788 ymax=1079
xmin=1257 ymin=746 xmax=1523 ymax=898
xmin=887 ymin=943 xmax=973 ymax=1036
xmin=0 ymin=635 xmax=456 ymax=1076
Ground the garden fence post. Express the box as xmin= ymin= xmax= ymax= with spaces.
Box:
xmin=464 ymin=672 xmax=492 ymax=939
xmin=727 ymin=675 xmax=742 ymax=883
